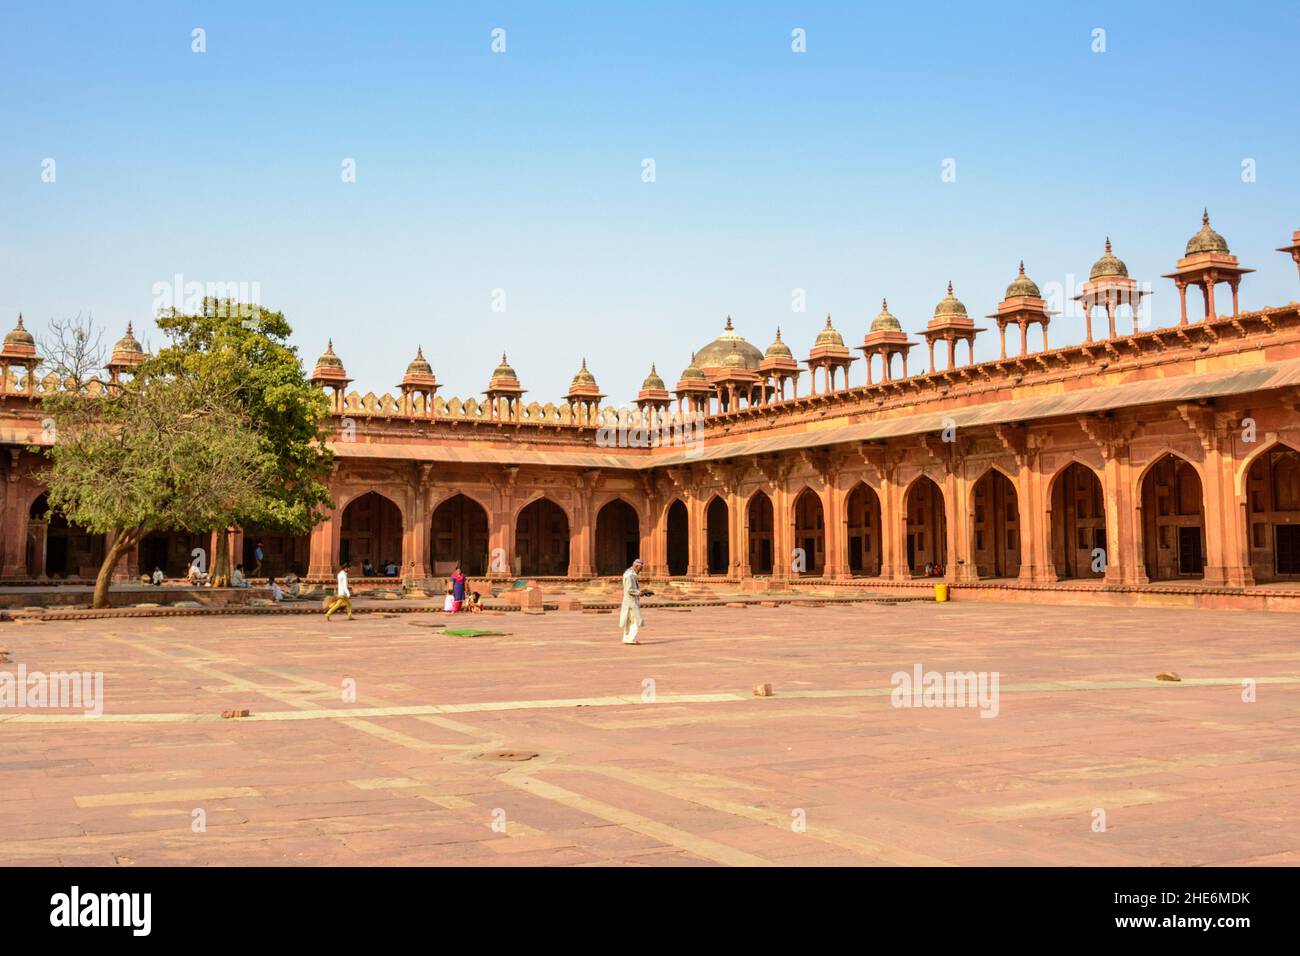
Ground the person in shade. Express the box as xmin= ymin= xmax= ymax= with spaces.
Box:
xmin=449 ymin=562 xmax=467 ymax=612
xmin=620 ymin=558 xmax=654 ymax=645
xmin=151 ymin=566 xmax=164 ymax=586
xmin=326 ymin=562 xmax=353 ymax=621
xmin=231 ymin=564 xmax=250 ymax=588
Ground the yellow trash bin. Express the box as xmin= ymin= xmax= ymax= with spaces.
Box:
xmin=934 ymin=583 xmax=949 ymax=602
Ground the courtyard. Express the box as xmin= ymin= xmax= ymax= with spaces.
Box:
xmin=1 ymin=600 xmax=1298 ymax=867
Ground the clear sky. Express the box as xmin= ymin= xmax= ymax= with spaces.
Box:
xmin=3 ymin=1 xmax=1298 ymax=406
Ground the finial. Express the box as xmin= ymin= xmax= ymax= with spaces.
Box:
xmin=326 ymin=338 xmax=334 ymax=351
xmin=1018 ymin=260 xmax=1025 ymax=276
xmin=501 ymin=352 xmax=507 ymax=363
xmin=416 ymin=345 xmax=424 ymax=358
xmin=881 ymin=298 xmax=888 ymax=310
xmin=1202 ymin=208 xmax=1210 ymax=226
xmin=1105 ymin=237 xmax=1112 ymax=253
xmin=724 ymin=315 xmax=733 ymax=331
xmin=690 ymin=351 xmax=697 ymax=363
xmin=581 ymin=357 xmax=587 ymax=369
xmin=947 ymin=280 xmax=954 ymax=295
xmin=15 ymin=313 xmax=24 ymax=329
xmin=825 ymin=314 xmax=833 ymax=327
xmin=125 ymin=321 xmax=134 ymax=334
xmin=775 ymin=326 xmax=783 ymax=340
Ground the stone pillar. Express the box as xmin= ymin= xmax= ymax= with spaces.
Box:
xmin=825 ymin=481 xmax=849 ymax=579
xmin=772 ymin=484 xmax=792 ymax=581
xmin=686 ymin=493 xmax=705 ymax=576
xmin=308 ymin=511 xmax=340 ymax=578
xmin=735 ymin=491 xmax=751 ymax=579
xmin=1105 ymin=450 xmax=1139 ymax=586
xmin=406 ymin=467 xmax=433 ymax=581
xmin=947 ymin=469 xmax=974 ymax=583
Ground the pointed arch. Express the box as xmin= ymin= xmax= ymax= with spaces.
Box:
xmin=969 ymin=466 xmax=1020 ymax=579
xmin=595 ymin=497 xmax=640 ymax=575
xmin=1139 ymin=452 xmax=1206 ymax=581
xmin=665 ymin=498 xmax=689 ymax=576
xmin=791 ymin=486 xmax=826 ymax=575
xmin=904 ymin=474 xmax=946 ymax=575
xmin=746 ymin=489 xmax=774 ymax=575
xmin=430 ymin=492 xmax=489 ymax=576
xmin=514 ymin=496 xmax=570 ymax=576
xmin=845 ymin=480 xmax=882 ymax=576
xmin=1240 ymin=442 xmax=1300 ymax=581
xmin=705 ymin=495 xmax=729 ymax=574
xmin=1048 ymin=460 xmax=1106 ymax=580
xmin=340 ymin=490 xmax=405 ymax=575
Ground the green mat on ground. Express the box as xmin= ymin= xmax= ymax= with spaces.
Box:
xmin=444 ymin=628 xmax=511 ymax=637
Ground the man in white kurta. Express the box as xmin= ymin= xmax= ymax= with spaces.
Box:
xmin=620 ymin=559 xmax=645 ymax=645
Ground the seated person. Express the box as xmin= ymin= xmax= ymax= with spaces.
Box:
xmin=186 ymin=563 xmax=210 ymax=586
xmin=385 ymin=560 xmax=398 ymax=577
xmin=270 ymin=578 xmax=286 ymax=603
xmin=284 ymin=572 xmax=301 ymax=597
xmin=923 ymin=562 xmax=934 ymax=577
xmin=151 ymin=566 xmax=165 ymax=586
xmin=231 ymin=564 xmax=250 ymax=588
xmin=466 ymin=590 xmax=483 ymax=613
xmin=362 ymin=559 xmax=375 ymax=577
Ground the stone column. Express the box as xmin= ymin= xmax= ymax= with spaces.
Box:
xmin=308 ymin=511 xmax=340 ymax=579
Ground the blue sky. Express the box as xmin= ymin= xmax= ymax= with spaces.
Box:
xmin=3 ymin=1 xmax=1298 ymax=405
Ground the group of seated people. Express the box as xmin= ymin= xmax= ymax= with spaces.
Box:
xmin=361 ymin=558 xmax=399 ymax=577
xmin=921 ymin=562 xmax=946 ymax=577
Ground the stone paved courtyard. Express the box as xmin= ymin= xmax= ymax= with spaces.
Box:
xmin=1 ymin=600 xmax=1298 ymax=866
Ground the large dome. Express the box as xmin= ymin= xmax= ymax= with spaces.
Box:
xmin=695 ymin=316 xmax=763 ymax=370
xmin=1090 ymin=238 xmax=1129 ymax=280
xmin=1186 ymin=209 xmax=1229 ymax=255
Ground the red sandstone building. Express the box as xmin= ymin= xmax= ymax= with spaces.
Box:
xmin=6 ymin=215 xmax=1300 ymax=608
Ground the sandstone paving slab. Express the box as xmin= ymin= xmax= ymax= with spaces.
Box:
xmin=4 ymin=601 xmax=1300 ymax=865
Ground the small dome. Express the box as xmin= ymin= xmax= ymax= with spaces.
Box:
xmin=870 ymin=299 xmax=902 ymax=333
xmin=694 ymin=316 xmax=763 ymax=370
xmin=491 ymin=352 xmax=517 ymax=380
xmin=678 ymin=353 xmax=707 ymax=383
xmin=4 ymin=314 xmax=35 ymax=350
xmin=111 ymin=322 xmax=144 ymax=358
xmin=569 ymin=357 xmax=598 ymax=390
xmin=1186 ymin=209 xmax=1230 ymax=255
xmin=814 ymin=315 xmax=846 ymax=348
xmin=406 ymin=346 xmax=433 ymax=377
xmin=1004 ymin=261 xmax=1040 ymax=299
xmin=641 ymin=364 xmax=666 ymax=391
xmin=934 ymin=281 xmax=968 ymax=318
xmin=720 ymin=343 xmax=749 ymax=370
xmin=315 ymin=339 xmax=345 ymax=371
xmin=765 ymin=327 xmax=793 ymax=359
xmin=1090 ymin=238 xmax=1129 ymax=280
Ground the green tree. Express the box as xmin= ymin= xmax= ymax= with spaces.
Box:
xmin=41 ymin=375 xmax=272 ymax=608
xmin=143 ymin=298 xmax=334 ymax=584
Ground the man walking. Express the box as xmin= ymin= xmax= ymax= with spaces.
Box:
xmin=326 ymin=561 xmax=353 ymax=621
xmin=620 ymin=558 xmax=652 ymax=645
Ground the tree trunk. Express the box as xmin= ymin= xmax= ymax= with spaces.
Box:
xmin=212 ymin=529 xmax=230 ymax=588
xmin=93 ymin=527 xmax=141 ymax=609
